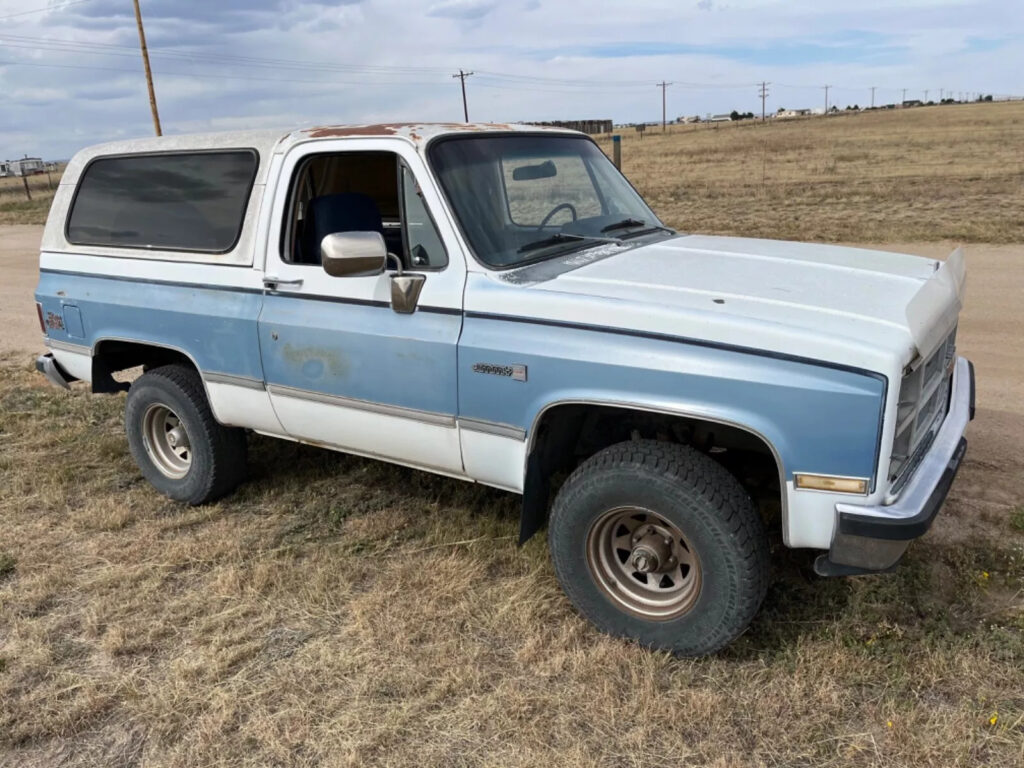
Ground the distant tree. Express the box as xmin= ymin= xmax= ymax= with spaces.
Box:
xmin=730 ymin=110 xmax=740 ymax=121
xmin=984 ymin=94 xmax=994 ymax=102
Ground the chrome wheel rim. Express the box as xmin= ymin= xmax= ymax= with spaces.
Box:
xmin=142 ymin=403 xmax=192 ymax=479
xmin=586 ymin=507 xmax=702 ymax=620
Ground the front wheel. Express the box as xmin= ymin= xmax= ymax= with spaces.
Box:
xmin=548 ymin=440 xmax=769 ymax=656
xmin=125 ymin=364 xmax=247 ymax=505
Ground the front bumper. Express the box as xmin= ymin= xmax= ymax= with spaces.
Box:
xmin=36 ymin=352 xmax=77 ymax=390
xmin=814 ymin=356 xmax=975 ymax=577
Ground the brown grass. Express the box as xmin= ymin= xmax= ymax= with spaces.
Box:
xmin=4 ymin=103 xmax=1024 ymax=241
xmin=0 ymin=171 xmax=59 ymax=226
xmin=595 ymin=100 xmax=1024 ymax=243
xmin=1 ymin=355 xmax=1022 ymax=767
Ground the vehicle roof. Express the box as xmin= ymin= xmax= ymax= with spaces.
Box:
xmin=61 ymin=122 xmax=582 ymax=185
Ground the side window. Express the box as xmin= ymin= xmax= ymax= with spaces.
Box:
xmin=283 ymin=151 xmax=402 ymax=265
xmin=501 ymin=153 xmax=603 ymax=227
xmin=66 ymin=150 xmax=258 ymax=252
xmin=400 ymin=162 xmax=448 ymax=269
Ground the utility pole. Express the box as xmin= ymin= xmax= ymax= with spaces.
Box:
xmin=758 ymin=81 xmax=770 ymax=120
xmin=657 ymin=81 xmax=673 ymax=131
xmin=452 ymin=69 xmax=473 ymax=123
xmin=823 ymin=84 xmax=831 ymax=113
xmin=901 ymin=88 xmax=907 ymax=105
xmin=870 ymin=86 xmax=876 ymax=108
xmin=924 ymin=89 xmax=929 ymax=102
xmin=939 ymin=88 xmax=944 ymax=101
xmin=132 ymin=0 xmax=161 ymax=136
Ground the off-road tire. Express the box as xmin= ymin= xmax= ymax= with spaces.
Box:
xmin=125 ymin=364 xmax=247 ymax=504
xmin=548 ymin=439 xmax=769 ymax=656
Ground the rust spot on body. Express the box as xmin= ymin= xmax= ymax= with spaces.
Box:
xmin=303 ymin=124 xmax=407 ymax=138
xmin=300 ymin=122 xmax=531 ymax=141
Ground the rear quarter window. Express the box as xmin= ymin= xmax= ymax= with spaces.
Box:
xmin=66 ymin=150 xmax=258 ymax=252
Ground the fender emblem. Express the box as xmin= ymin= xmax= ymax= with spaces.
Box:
xmin=472 ymin=362 xmax=527 ymax=382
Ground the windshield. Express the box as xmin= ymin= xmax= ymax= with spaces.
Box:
xmin=428 ymin=135 xmax=668 ymax=269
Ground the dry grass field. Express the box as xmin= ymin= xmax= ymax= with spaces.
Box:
xmin=1 ymin=355 xmax=1022 ymax=768
xmin=0 ymin=171 xmax=58 ymax=226
xmin=599 ymin=100 xmax=1024 ymax=243
xmin=2 ymin=103 xmax=1024 ymax=767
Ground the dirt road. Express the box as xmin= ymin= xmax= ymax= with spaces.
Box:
xmin=0 ymin=225 xmax=43 ymax=354
xmin=1 ymin=227 xmax=1021 ymax=543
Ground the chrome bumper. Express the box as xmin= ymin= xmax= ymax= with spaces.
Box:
xmin=36 ymin=352 xmax=77 ymax=390
xmin=815 ymin=356 xmax=975 ymax=576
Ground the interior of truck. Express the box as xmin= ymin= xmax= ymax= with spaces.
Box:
xmin=283 ymin=151 xmax=447 ymax=270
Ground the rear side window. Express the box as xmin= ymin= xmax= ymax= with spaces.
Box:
xmin=66 ymin=150 xmax=258 ymax=252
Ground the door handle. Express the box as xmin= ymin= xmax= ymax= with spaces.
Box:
xmin=263 ymin=276 xmax=304 ymax=290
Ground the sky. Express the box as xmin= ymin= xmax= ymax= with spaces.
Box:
xmin=1 ymin=0 xmax=1022 ymax=159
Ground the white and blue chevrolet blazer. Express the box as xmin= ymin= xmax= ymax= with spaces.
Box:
xmin=35 ymin=123 xmax=974 ymax=654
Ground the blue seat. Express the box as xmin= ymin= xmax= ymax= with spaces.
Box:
xmin=299 ymin=192 xmax=384 ymax=264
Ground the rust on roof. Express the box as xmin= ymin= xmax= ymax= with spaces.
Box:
xmin=302 ymin=123 xmax=407 ymax=138
xmin=300 ymin=121 xmax=537 ymax=141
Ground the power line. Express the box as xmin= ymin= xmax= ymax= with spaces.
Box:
xmin=452 ymin=69 xmax=473 ymax=122
xmin=0 ymin=32 xmax=1012 ymax=107
xmin=0 ymin=58 xmax=449 ymax=87
xmin=0 ymin=0 xmax=89 ymax=22
xmin=0 ymin=33 xmax=762 ymax=90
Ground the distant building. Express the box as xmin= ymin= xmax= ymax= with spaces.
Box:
xmin=527 ymin=119 xmax=613 ymax=135
xmin=901 ymin=99 xmax=924 ymax=108
xmin=676 ymin=115 xmax=702 ymax=123
xmin=706 ymin=113 xmax=733 ymax=122
xmin=0 ymin=160 xmax=11 ymax=177
xmin=8 ymin=156 xmax=45 ymax=176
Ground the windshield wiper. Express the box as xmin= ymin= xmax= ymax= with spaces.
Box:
xmin=618 ymin=224 xmax=676 ymax=240
xmin=516 ymin=233 xmax=588 ymax=254
xmin=601 ymin=218 xmax=677 ymax=239
xmin=600 ymin=218 xmax=647 ymax=233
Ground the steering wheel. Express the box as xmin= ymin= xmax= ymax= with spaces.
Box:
xmin=537 ymin=202 xmax=578 ymax=229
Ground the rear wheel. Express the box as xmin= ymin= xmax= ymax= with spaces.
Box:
xmin=548 ymin=439 xmax=769 ymax=656
xmin=125 ymin=364 xmax=247 ymax=504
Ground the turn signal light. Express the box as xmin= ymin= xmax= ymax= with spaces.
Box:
xmin=794 ymin=474 xmax=868 ymax=494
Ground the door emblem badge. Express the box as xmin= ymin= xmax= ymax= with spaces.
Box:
xmin=472 ymin=362 xmax=527 ymax=382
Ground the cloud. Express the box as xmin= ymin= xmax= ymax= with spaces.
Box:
xmin=426 ymin=0 xmax=498 ymax=20
xmin=0 ymin=0 xmax=1021 ymax=159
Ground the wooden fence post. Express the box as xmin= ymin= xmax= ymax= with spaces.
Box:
xmin=23 ymin=176 xmax=32 ymax=201
xmin=612 ymin=135 xmax=622 ymax=170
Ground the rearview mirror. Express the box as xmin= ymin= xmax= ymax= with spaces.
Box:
xmin=321 ymin=231 xmax=387 ymax=277
xmin=512 ymin=160 xmax=557 ymax=181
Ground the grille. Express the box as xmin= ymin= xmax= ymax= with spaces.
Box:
xmin=888 ymin=327 xmax=957 ymax=494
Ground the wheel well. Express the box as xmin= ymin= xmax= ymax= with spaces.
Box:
xmin=91 ymin=340 xmax=198 ymax=394
xmin=519 ymin=403 xmax=784 ymax=543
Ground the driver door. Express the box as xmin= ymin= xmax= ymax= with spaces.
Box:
xmin=257 ymin=140 xmax=467 ymax=475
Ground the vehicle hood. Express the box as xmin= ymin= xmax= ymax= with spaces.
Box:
xmin=482 ymin=234 xmax=965 ymax=372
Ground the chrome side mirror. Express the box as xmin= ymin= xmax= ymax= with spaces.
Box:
xmin=321 ymin=231 xmax=387 ymax=277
